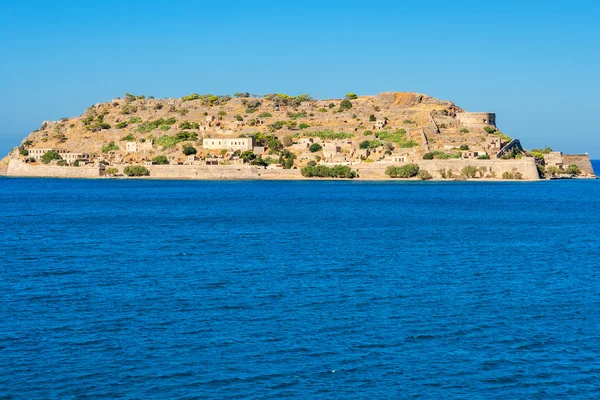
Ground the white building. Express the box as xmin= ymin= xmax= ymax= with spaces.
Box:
xmin=203 ymin=137 xmax=254 ymax=151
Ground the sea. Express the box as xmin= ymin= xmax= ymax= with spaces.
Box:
xmin=1 ymin=161 xmax=599 ymax=399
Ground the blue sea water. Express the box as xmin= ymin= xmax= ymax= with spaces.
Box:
xmin=1 ymin=163 xmax=599 ymax=399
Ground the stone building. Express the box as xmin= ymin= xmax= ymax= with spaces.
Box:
xmin=125 ymin=142 xmax=138 ymax=152
xmin=203 ymin=137 xmax=254 ymax=151
xmin=457 ymin=112 xmax=496 ymax=128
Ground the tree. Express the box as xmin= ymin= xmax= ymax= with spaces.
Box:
xmin=338 ymin=99 xmax=352 ymax=112
xmin=123 ymin=165 xmax=150 ymax=176
xmin=41 ymin=150 xmax=62 ymax=164
xmin=152 ymin=155 xmax=169 ymax=165
xmin=565 ymin=164 xmax=581 ymax=175
xmin=423 ymin=152 xmax=434 ymax=160
xmin=183 ymin=146 xmax=197 ymax=156
xmin=459 ymin=144 xmax=469 ymax=150
xmin=345 ymin=92 xmax=358 ymax=100
xmin=309 ymin=143 xmax=322 ymax=152
xmin=369 ymin=114 xmax=376 ymax=122
xmin=241 ymin=150 xmax=256 ymax=161
xmin=385 ymin=164 xmax=420 ymax=178
xmin=417 ymin=170 xmax=433 ymax=180
xmin=461 ymin=165 xmax=478 ymax=178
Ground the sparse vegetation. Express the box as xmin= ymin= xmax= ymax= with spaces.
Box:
xmin=101 ymin=142 xmax=119 ymax=153
xmin=105 ymin=168 xmax=119 ymax=176
xmin=121 ymin=134 xmax=135 ymax=142
xmin=299 ymin=131 xmax=353 ymax=140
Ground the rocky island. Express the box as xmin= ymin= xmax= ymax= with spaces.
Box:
xmin=0 ymin=92 xmax=595 ymax=180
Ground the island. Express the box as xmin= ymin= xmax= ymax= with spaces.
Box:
xmin=0 ymin=92 xmax=595 ymax=180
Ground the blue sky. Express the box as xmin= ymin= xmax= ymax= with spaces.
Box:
xmin=1 ymin=0 xmax=599 ymax=157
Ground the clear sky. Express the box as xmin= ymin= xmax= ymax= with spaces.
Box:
xmin=1 ymin=0 xmax=598 ymax=157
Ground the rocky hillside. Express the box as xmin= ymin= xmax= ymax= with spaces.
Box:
xmin=3 ymin=91 xmax=517 ymax=168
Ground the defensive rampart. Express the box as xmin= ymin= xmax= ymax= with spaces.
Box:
xmin=562 ymin=154 xmax=595 ymax=176
xmin=6 ymin=159 xmax=101 ymax=178
xmin=352 ymin=158 xmax=540 ymax=180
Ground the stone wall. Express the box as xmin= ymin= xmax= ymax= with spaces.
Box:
xmin=6 ymin=159 xmax=101 ymax=178
xmin=562 ymin=154 xmax=595 ymax=176
xmin=352 ymin=158 xmax=540 ymax=180
xmin=144 ymin=165 xmax=301 ymax=180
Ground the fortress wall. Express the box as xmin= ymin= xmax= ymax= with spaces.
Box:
xmin=562 ymin=154 xmax=595 ymax=176
xmin=7 ymin=159 xmax=101 ymax=178
xmin=456 ymin=112 xmax=496 ymax=128
xmin=144 ymin=165 xmax=302 ymax=180
xmin=353 ymin=158 xmax=540 ymax=180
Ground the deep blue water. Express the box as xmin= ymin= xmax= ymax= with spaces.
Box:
xmin=1 ymin=163 xmax=599 ymax=399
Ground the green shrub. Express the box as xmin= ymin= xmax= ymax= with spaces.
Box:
xmin=278 ymin=149 xmax=296 ymax=169
xmin=461 ymin=165 xmax=478 ymax=178
xmin=101 ymin=142 xmax=119 ymax=153
xmin=299 ymin=123 xmax=310 ymax=130
xmin=403 ymin=119 xmax=415 ymax=124
xmin=565 ymin=164 xmax=581 ymax=175
xmin=183 ymin=146 xmax=197 ymax=156
xmin=121 ymin=134 xmax=135 ymax=142
xmin=359 ymin=140 xmax=383 ymax=149
xmin=288 ymin=112 xmax=307 ymax=120
xmin=345 ymin=92 xmax=358 ymax=100
xmin=307 ymin=160 xmax=317 ymax=167
xmin=136 ymin=118 xmax=177 ymax=133
xmin=338 ymin=99 xmax=352 ymax=112
xmin=377 ymin=129 xmax=418 ymax=147
xmin=417 ymin=170 xmax=433 ymax=180
xmin=116 ymin=121 xmax=128 ymax=129
xmin=19 ymin=148 xmax=29 ymax=156
xmin=309 ymin=143 xmax=323 ymax=152
xmin=459 ymin=144 xmax=469 ymax=150
xmin=460 ymin=128 xmax=469 ymax=133
xmin=152 ymin=155 xmax=169 ymax=165
xmin=258 ymin=112 xmax=272 ymax=118
xmin=423 ymin=152 xmax=434 ymax=160
xmin=301 ymin=165 xmax=356 ymax=178
xmin=484 ymin=126 xmax=496 ymax=134
xmin=123 ymin=165 xmax=150 ymax=176
xmin=363 ymin=130 xmax=373 ymax=136
xmin=41 ymin=150 xmax=62 ymax=164
xmin=264 ymin=93 xmax=313 ymax=107
xmin=179 ymin=121 xmax=200 ymax=130
xmin=300 ymin=131 xmax=353 ymax=140
xmin=369 ymin=114 xmax=376 ymax=122
xmin=318 ymin=108 xmax=328 ymax=113
xmin=514 ymin=172 xmax=523 ymax=180
xmin=477 ymin=154 xmax=490 ymax=159
xmin=385 ymin=164 xmax=420 ymax=178
xmin=155 ymin=135 xmax=179 ymax=149
xmin=502 ymin=171 xmax=515 ymax=179
xmin=105 ymin=167 xmax=119 ymax=176
xmin=159 ymin=126 xmax=171 ymax=131
xmin=129 ymin=117 xmax=142 ymax=124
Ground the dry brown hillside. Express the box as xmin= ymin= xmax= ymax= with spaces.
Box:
xmin=5 ymin=91 xmax=515 ymax=167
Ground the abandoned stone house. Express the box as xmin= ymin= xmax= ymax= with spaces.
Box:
xmin=28 ymin=148 xmax=55 ymax=160
xmin=543 ymin=151 xmax=564 ymax=168
xmin=461 ymin=150 xmax=487 ymax=159
xmin=202 ymin=137 xmax=254 ymax=151
xmin=374 ymin=120 xmax=387 ymax=130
